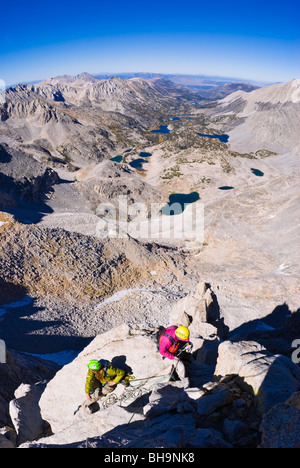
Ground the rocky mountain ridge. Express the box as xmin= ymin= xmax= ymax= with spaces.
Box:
xmin=214 ymin=79 xmax=300 ymax=153
xmin=192 ymin=81 xmax=259 ymax=100
xmin=1 ymin=282 xmax=300 ymax=448
xmin=0 ymin=74 xmax=201 ymax=176
xmin=93 ymin=72 xmax=263 ymax=97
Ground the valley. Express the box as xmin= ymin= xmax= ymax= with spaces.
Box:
xmin=0 ymin=74 xmax=299 ymax=352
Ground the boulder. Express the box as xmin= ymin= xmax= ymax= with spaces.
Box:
xmin=259 ymin=403 xmax=300 ymax=448
xmin=196 ymin=383 xmax=233 ymax=416
xmin=170 ymin=281 xmax=227 ymax=342
xmin=0 ymin=434 xmax=14 ymax=448
xmin=223 ymin=418 xmax=249 ymax=443
xmin=285 ymin=391 xmax=300 ymax=409
xmin=0 ymin=426 xmax=17 ymax=447
xmin=259 ymin=390 xmax=300 ymax=448
xmin=20 ymin=405 xmax=146 ymax=448
xmin=9 ymin=382 xmax=50 ymax=446
xmin=143 ymin=380 xmax=191 ymax=419
xmin=21 ymin=400 xmax=196 ymax=449
xmin=136 ymin=412 xmax=196 ymax=448
xmin=39 ymin=324 xmax=174 ymax=433
xmin=171 ymin=282 xmax=210 ymax=325
xmin=0 ymin=349 xmax=59 ymax=428
xmin=187 ymin=428 xmax=233 ymax=448
xmin=215 ymin=340 xmax=300 ymax=413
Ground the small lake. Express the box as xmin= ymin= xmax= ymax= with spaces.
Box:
xmin=196 ymin=133 xmax=229 ymax=143
xmin=110 ymin=155 xmax=123 ymax=163
xmin=218 ymin=186 xmax=234 ymax=190
xmin=139 ymin=152 xmax=152 ymax=158
xmin=161 ymin=192 xmax=200 ymax=216
xmin=129 ymin=158 xmax=149 ymax=170
xmin=251 ymin=168 xmax=264 ymax=176
xmin=151 ymin=125 xmax=170 ymax=134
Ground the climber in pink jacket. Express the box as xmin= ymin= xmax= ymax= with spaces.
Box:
xmin=158 ymin=325 xmax=190 ymax=360
xmin=158 ymin=325 xmax=191 ymax=381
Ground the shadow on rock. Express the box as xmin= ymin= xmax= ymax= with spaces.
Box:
xmin=0 ymin=294 xmax=91 ymax=354
xmin=229 ymin=303 xmax=300 ymax=357
xmin=0 ymin=281 xmax=29 ymax=306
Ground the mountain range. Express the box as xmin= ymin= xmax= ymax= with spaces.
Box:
xmin=0 ymin=74 xmax=193 ymax=171
xmin=0 ymin=72 xmax=300 ymax=448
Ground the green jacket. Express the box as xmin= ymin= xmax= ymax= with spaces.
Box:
xmin=85 ymin=361 xmax=126 ymax=394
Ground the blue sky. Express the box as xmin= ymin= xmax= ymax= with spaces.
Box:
xmin=1 ymin=0 xmax=299 ymax=86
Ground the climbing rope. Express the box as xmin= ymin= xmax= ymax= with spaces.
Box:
xmin=75 ymin=342 xmax=193 ymax=416
xmin=98 ymin=371 xmax=171 ymax=412
xmin=123 ymin=345 xmax=193 ymax=424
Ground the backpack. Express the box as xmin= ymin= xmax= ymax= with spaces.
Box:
xmin=99 ymin=359 xmax=110 ymax=376
xmin=155 ymin=326 xmax=180 ymax=354
xmin=154 ymin=326 xmax=165 ymax=347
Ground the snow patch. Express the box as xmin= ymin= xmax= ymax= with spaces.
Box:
xmin=25 ymin=349 xmax=79 ymax=366
xmin=95 ymin=288 xmax=145 ymax=308
xmin=0 ymin=296 xmax=34 ymax=321
xmin=273 ymin=263 xmax=290 ymax=275
xmin=2 ymin=296 xmax=34 ymax=308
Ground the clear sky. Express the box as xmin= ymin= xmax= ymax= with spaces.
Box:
xmin=1 ymin=0 xmax=299 ymax=86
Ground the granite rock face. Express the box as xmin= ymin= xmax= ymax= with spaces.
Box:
xmin=15 ymin=285 xmax=300 ymax=448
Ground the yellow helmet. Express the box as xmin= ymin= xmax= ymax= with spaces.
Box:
xmin=175 ymin=326 xmax=190 ymax=341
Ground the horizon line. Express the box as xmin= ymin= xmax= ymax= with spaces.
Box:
xmin=5 ymin=70 xmax=276 ymax=89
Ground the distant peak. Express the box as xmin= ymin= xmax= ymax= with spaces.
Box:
xmin=106 ymin=76 xmax=125 ymax=83
xmin=38 ymin=73 xmax=99 ymax=86
xmin=291 ymin=78 xmax=300 ymax=86
xmin=75 ymin=72 xmax=98 ymax=83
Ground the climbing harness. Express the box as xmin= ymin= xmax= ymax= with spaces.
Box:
xmin=160 ymin=331 xmax=180 ymax=354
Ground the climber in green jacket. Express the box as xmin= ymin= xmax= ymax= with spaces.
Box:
xmin=85 ymin=359 xmax=129 ymax=402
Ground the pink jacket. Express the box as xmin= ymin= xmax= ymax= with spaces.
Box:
xmin=158 ymin=325 xmax=189 ymax=360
